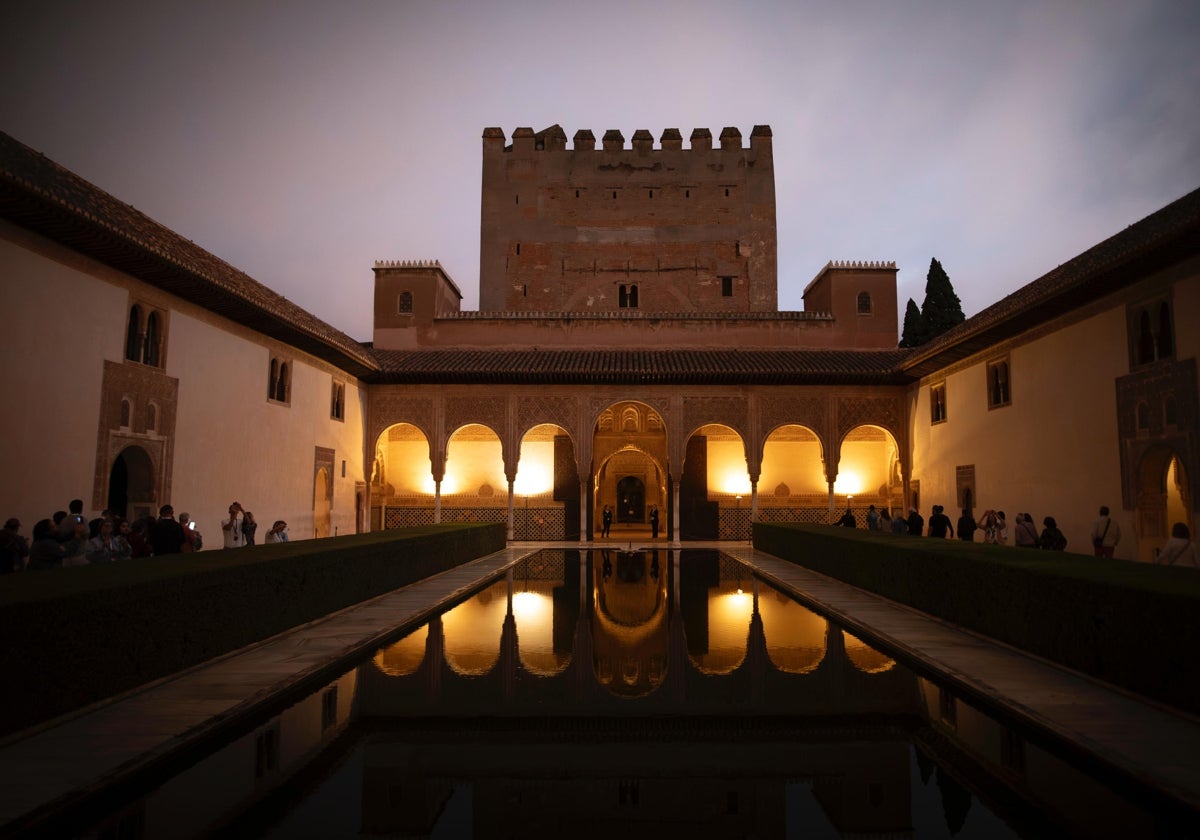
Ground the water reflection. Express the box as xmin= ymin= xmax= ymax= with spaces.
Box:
xmin=365 ymin=548 xmax=901 ymax=715
xmin=77 ymin=550 xmax=1194 ymax=839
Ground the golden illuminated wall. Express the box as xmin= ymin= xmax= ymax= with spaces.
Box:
xmin=377 ymin=424 xmax=433 ymax=495
xmin=833 ymin=427 xmax=896 ymax=497
xmin=758 ymin=426 xmax=828 ymax=499
xmin=443 ymin=424 xmax=506 ymax=497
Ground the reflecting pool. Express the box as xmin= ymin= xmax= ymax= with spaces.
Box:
xmin=81 ymin=550 xmax=1193 ymax=838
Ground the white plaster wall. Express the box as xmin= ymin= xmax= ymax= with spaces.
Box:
xmin=168 ymin=314 xmax=367 ymax=542
xmin=0 ymin=229 xmax=127 ymax=529
xmin=0 ymin=224 xmax=367 ymax=543
xmin=910 ymin=307 xmax=1131 ymax=557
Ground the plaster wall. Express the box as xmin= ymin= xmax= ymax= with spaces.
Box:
xmin=910 ymin=307 xmax=1131 ymax=556
xmin=0 ymin=222 xmax=367 ymax=543
xmin=168 ymin=313 xmax=366 ymax=541
xmin=0 ymin=226 xmax=124 ymax=529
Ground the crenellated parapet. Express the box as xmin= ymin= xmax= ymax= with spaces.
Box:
xmin=481 ymin=124 xmax=772 ymax=153
xmin=374 ymin=259 xmax=443 ymax=269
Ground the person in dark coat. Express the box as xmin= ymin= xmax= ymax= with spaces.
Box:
xmin=957 ymin=509 xmax=977 ymax=542
xmin=150 ymin=505 xmax=186 ymax=556
xmin=907 ymin=508 xmax=924 ymax=536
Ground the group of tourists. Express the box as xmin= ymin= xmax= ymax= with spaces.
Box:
xmin=839 ymin=502 xmax=1195 ymax=565
xmin=1 ymin=497 xmax=292 ymax=573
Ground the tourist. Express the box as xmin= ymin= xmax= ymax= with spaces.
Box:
xmin=57 ymin=498 xmax=87 ymax=541
xmin=837 ymin=507 xmax=857 ymax=528
xmin=86 ymin=518 xmax=122 ymax=563
xmin=927 ymin=505 xmax=954 ymax=538
xmin=28 ymin=519 xmax=64 ymax=570
xmin=649 ymin=506 xmax=659 ymax=540
xmin=1039 ymin=516 xmax=1067 ymax=551
xmin=890 ymin=511 xmax=908 ymax=534
xmin=1014 ymin=514 xmax=1039 ymax=548
xmin=265 ymin=520 xmax=290 ymax=543
xmin=128 ymin=516 xmax=153 ymax=558
xmin=222 ymin=501 xmax=246 ymax=549
xmin=879 ymin=507 xmax=892 ymax=532
xmin=1157 ymin=523 xmax=1197 ymax=567
xmin=994 ymin=511 xmax=1008 ymax=544
xmin=1090 ymin=505 xmax=1120 ymax=558
xmin=957 ymin=508 xmax=977 ymax=542
xmin=601 ymin=505 xmax=613 ymax=538
xmin=242 ymin=510 xmax=258 ymax=545
xmin=150 ymin=505 xmax=186 ymax=556
xmin=0 ymin=518 xmax=28 ymax=573
xmin=866 ymin=504 xmax=879 ymax=531
xmin=179 ymin=513 xmax=203 ymax=552
xmin=906 ymin=507 xmax=924 ymax=536
xmin=60 ymin=515 xmax=90 ymax=567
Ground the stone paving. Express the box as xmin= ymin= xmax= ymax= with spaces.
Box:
xmin=3 ymin=541 xmax=1199 ymax=833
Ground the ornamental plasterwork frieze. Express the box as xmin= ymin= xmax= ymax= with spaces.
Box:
xmin=758 ymin=395 xmax=829 ymax=442
xmin=587 ymin=395 xmax=670 ymax=432
xmin=369 ymin=394 xmax=434 ymax=446
xmin=682 ymin=395 xmax=749 ymax=440
xmin=516 ymin=395 xmax=578 ymax=441
xmin=445 ymin=395 xmax=506 ymax=438
xmin=836 ymin=395 xmax=904 ymax=443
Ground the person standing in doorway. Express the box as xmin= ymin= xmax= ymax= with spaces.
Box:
xmin=601 ymin=505 xmax=613 ymax=538
xmin=649 ymin=506 xmax=660 ymax=539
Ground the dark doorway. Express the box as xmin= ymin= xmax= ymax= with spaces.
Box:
xmin=108 ymin=446 xmax=155 ymax=520
xmin=616 ymin=476 xmax=645 ymax=523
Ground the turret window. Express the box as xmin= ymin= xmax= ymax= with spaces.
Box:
xmin=398 ymin=291 xmax=413 ymax=314
xmin=857 ymin=292 xmax=872 ymax=314
xmin=124 ymin=302 xmax=168 ymax=368
xmin=269 ymin=356 xmax=291 ymax=405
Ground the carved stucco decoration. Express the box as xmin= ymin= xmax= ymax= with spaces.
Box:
xmin=370 ymin=393 xmax=434 ymax=447
xmin=758 ymin=395 xmax=830 ymax=450
xmin=93 ymin=360 xmax=179 ymax=511
xmin=587 ymin=395 xmax=670 ymax=432
xmin=517 ymin=395 xmax=579 ymax=443
xmin=682 ymin=396 xmax=749 ymax=441
xmin=836 ymin=395 xmax=905 ymax=445
xmin=445 ymin=395 xmax=506 ymax=440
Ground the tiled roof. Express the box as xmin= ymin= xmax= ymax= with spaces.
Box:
xmin=901 ymin=186 xmax=1200 ymax=377
xmin=368 ymin=348 xmax=913 ymax=385
xmin=0 ymin=131 xmax=379 ymax=378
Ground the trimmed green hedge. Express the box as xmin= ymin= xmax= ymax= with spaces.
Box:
xmin=754 ymin=522 xmax=1200 ymax=715
xmin=0 ymin=524 xmax=505 ymax=737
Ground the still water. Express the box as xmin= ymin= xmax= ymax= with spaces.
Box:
xmin=85 ymin=549 xmax=1191 ymax=838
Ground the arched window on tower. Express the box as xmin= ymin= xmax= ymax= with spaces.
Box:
xmin=126 ymin=305 xmax=143 ymax=362
xmin=120 ymin=399 xmax=131 ymax=428
xmin=619 ymin=285 xmax=628 ymax=308
xmin=146 ymin=402 xmax=157 ymax=432
xmin=269 ymin=358 xmax=279 ymax=400
xmin=1137 ymin=310 xmax=1155 ymax=364
xmin=629 ymin=284 xmax=639 ymax=308
xmin=276 ymin=362 xmax=289 ymax=403
xmin=144 ymin=311 xmax=161 ymax=367
xmin=398 ymin=291 xmax=413 ymax=314
xmin=857 ymin=292 xmax=873 ymax=314
xmin=1157 ymin=301 xmax=1174 ymax=360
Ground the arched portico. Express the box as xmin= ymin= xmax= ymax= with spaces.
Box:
xmin=367 ymin=386 xmax=909 ymax=542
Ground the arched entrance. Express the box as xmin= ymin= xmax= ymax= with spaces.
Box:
xmin=372 ymin=422 xmax=434 ymax=529
xmin=836 ymin=424 xmax=903 ymax=525
xmin=592 ymin=402 xmax=667 ymax=540
xmin=1135 ymin=446 xmax=1192 ymax=562
xmin=314 ymin=467 xmax=331 ymax=538
xmin=107 ymin=445 xmax=155 ymax=520
xmin=758 ymin=424 xmax=826 ymax=525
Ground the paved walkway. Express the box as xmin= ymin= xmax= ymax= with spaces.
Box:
xmin=3 ymin=541 xmax=1199 ymax=833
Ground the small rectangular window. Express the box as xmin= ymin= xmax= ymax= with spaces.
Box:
xmin=930 ymin=382 xmax=947 ymax=424
xmin=721 ymin=276 xmax=734 ymax=297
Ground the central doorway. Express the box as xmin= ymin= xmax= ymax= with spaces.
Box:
xmin=616 ymin=476 xmax=645 ymax=523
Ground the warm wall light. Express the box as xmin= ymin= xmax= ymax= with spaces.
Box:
xmin=833 ymin=471 xmax=862 ymax=495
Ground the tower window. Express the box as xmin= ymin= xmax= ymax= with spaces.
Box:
xmin=1129 ymin=297 xmax=1175 ymax=367
xmin=724 ymin=188 xmax=729 ymax=197
xmin=515 ymin=243 xmax=520 ymax=255
xmin=856 ymin=292 xmax=872 ymax=314
xmin=398 ymin=291 xmax=413 ymax=314
xmin=124 ymin=302 xmax=167 ymax=367
xmin=721 ymin=276 xmax=734 ymax=297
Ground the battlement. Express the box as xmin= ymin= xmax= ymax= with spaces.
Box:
xmin=804 ymin=260 xmax=898 ymax=296
xmin=374 ymin=259 xmax=443 ymax=269
xmin=482 ymin=124 xmax=772 ymax=153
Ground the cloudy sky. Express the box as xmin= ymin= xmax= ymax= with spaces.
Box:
xmin=3 ymin=1 xmax=1198 ymax=341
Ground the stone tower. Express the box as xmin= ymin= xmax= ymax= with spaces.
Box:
xmin=479 ymin=125 xmax=777 ymax=313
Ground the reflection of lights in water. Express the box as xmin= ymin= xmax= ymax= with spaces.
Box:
xmin=692 ymin=590 xmax=754 ymax=675
xmin=441 ymin=582 xmax=507 ymax=675
xmin=758 ymin=589 xmax=827 ymax=674
xmin=515 ymin=589 xmax=571 ymax=675
xmin=372 ymin=625 xmax=428 ymax=677
xmin=512 ymin=590 xmax=550 ymax=622
xmin=844 ymin=630 xmax=896 ymax=673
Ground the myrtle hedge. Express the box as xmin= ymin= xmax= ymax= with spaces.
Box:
xmin=0 ymin=523 xmax=505 ymax=737
xmin=753 ymin=522 xmax=1200 ymax=716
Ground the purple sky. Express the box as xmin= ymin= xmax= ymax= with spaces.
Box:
xmin=3 ymin=1 xmax=1198 ymax=341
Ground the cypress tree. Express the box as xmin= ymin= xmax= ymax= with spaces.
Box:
xmin=920 ymin=257 xmax=965 ymax=340
xmin=899 ymin=298 xmax=924 ymax=348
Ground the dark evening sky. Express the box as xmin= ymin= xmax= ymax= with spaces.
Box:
xmin=3 ymin=0 xmax=1198 ymax=340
